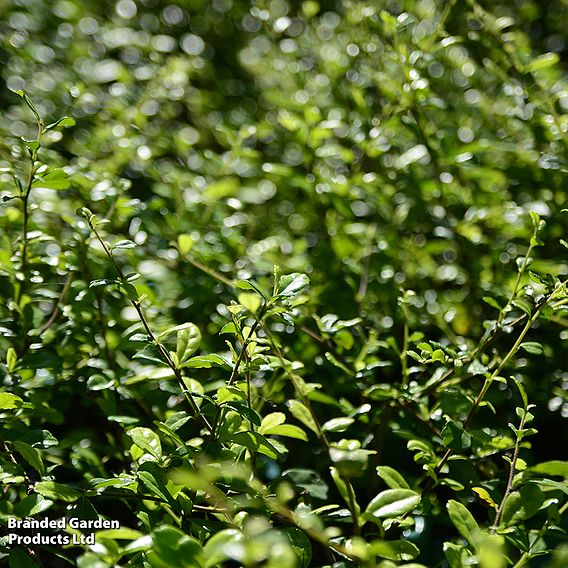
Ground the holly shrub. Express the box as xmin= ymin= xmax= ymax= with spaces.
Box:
xmin=1 ymin=0 xmax=568 ymax=567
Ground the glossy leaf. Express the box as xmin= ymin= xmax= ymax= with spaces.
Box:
xmin=128 ymin=427 xmax=162 ymax=460
xmin=365 ymin=489 xmax=420 ymax=520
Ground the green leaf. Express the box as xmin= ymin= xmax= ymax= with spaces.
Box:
xmin=223 ymin=400 xmax=261 ymax=426
xmin=177 ymin=234 xmax=194 ymax=254
xmin=128 ymin=427 xmax=162 ymax=460
xmin=528 ymin=460 xmax=568 ymax=478
xmin=96 ymin=527 xmax=143 ymax=540
xmin=15 ymin=494 xmax=54 ymax=517
xmin=147 ymin=525 xmax=202 ymax=568
xmin=89 ymin=278 xmax=116 ymax=288
xmin=529 ymin=210 xmax=541 ymax=226
xmin=259 ymin=412 xmax=286 ymax=432
xmin=32 ymin=169 xmax=70 ymax=190
xmin=19 ymin=429 xmax=58 ymax=448
xmin=365 ymin=489 xmax=420 ymax=520
xmin=283 ymin=527 xmax=312 ymax=568
xmin=432 ymin=348 xmax=446 ymax=362
xmin=119 ymin=282 xmax=139 ymax=301
xmin=133 ymin=344 xmax=169 ymax=366
xmin=442 ymin=420 xmax=472 ymax=451
xmin=87 ymin=374 xmax=114 ymax=390
xmin=14 ymin=90 xmax=41 ymax=121
xmin=112 ymin=239 xmax=137 ymax=250
xmin=500 ymin=484 xmax=545 ymax=526
xmin=322 ymin=417 xmax=354 ymax=432
xmin=510 ymin=377 xmax=529 ymax=409
xmin=13 ymin=441 xmax=45 ymax=476
xmin=203 ymin=529 xmax=244 ymax=568
xmin=165 ymin=411 xmax=191 ymax=431
xmin=531 ymin=478 xmax=568 ymax=496
xmin=527 ymin=52 xmax=559 ymax=72
xmin=45 ymin=116 xmax=76 ymax=130
xmin=21 ymin=138 xmax=40 ymax=152
xmin=90 ymin=475 xmax=136 ymax=490
xmin=263 ymin=424 xmax=308 ymax=441
xmin=137 ymin=463 xmax=175 ymax=504
xmin=329 ymin=440 xmax=375 ymax=478
xmin=217 ymin=385 xmax=246 ymax=404
xmin=236 ymin=279 xmax=266 ymax=298
xmin=370 ymin=539 xmax=420 ymax=561
xmin=499 ymin=491 xmax=522 ymax=527
xmin=220 ymin=322 xmax=237 ymax=334
xmin=221 ymin=431 xmax=279 ymax=459
xmin=35 ymin=481 xmax=81 ymax=502
xmin=6 ymin=347 xmax=17 ymax=372
xmin=129 ymin=333 xmax=151 ymax=342
xmin=9 ymin=548 xmax=41 ymax=568
xmin=204 ymin=177 xmax=239 ymax=200
xmin=472 ymin=487 xmax=497 ymax=509
xmin=276 ymin=273 xmax=310 ymax=297
xmin=288 ymin=399 xmax=318 ymax=434
xmin=520 ymin=342 xmax=543 ymax=355
xmin=444 ymin=541 xmax=469 ymax=568
xmin=237 ymin=292 xmax=262 ymax=313
xmin=447 ymin=499 xmax=479 ymax=544
xmin=379 ymin=9 xmax=398 ymax=35
xmin=376 ymin=466 xmax=411 ymax=490
xmin=176 ymin=323 xmax=201 ymax=363
xmin=330 ymin=466 xmax=360 ymax=520
xmin=0 ymin=392 xmax=23 ymax=409
xmin=476 ymin=532 xmax=507 ymax=568
xmin=281 ymin=469 xmax=328 ymax=500
xmin=483 ymin=296 xmax=502 ymax=310
xmin=158 ymin=322 xmax=199 ymax=339
xmin=180 ymin=354 xmax=230 ymax=369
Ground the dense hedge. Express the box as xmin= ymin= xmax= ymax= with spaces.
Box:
xmin=1 ymin=1 xmax=568 ymax=566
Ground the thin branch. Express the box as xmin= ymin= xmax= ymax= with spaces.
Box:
xmin=16 ymin=119 xmax=43 ymax=305
xmin=424 ymin=279 xmax=567 ymax=496
xmin=37 ymin=272 xmax=74 ymax=336
xmin=86 ymin=221 xmax=213 ymax=434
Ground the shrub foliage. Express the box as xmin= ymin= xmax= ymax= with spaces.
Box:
xmin=1 ymin=0 xmax=568 ymax=566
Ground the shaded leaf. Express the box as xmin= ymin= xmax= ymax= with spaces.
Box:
xmin=288 ymin=399 xmax=318 ymax=434
xmin=447 ymin=499 xmax=479 ymax=544
xmin=221 ymin=431 xmax=279 ymax=459
xmin=520 ymin=342 xmax=543 ymax=355
xmin=370 ymin=539 xmax=420 ymax=561
xmin=528 ymin=460 xmax=568 ymax=478
xmin=35 ymin=481 xmax=81 ymax=502
xmin=15 ymin=494 xmax=54 ymax=517
xmin=13 ymin=441 xmax=45 ymax=476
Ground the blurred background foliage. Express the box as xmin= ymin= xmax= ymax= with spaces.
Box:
xmin=1 ymin=0 xmax=568 ymax=565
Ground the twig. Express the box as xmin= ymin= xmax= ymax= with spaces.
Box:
xmin=16 ymin=119 xmax=44 ymax=305
xmin=37 ymin=272 xmax=74 ymax=336
xmin=85 ymin=220 xmax=213 ymax=434
xmin=424 ymin=279 xmax=567 ymax=496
